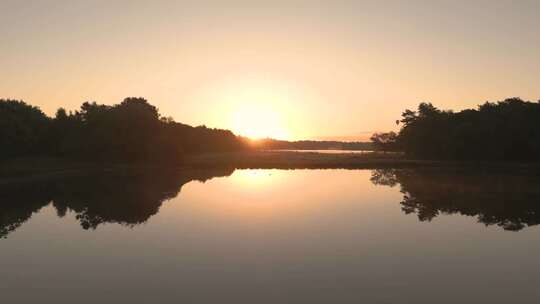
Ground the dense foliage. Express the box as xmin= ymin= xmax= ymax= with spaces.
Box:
xmin=0 ymin=98 xmax=246 ymax=162
xmin=375 ymin=98 xmax=540 ymax=161
xmin=0 ymin=100 xmax=51 ymax=158
xmin=369 ymin=132 xmax=398 ymax=152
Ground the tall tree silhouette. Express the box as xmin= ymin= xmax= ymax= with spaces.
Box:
xmin=390 ymin=98 xmax=540 ymax=160
xmin=0 ymin=97 xmax=247 ymax=163
xmin=0 ymin=99 xmax=50 ymax=158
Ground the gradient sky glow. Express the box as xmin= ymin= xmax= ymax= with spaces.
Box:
xmin=2 ymin=0 xmax=540 ymax=140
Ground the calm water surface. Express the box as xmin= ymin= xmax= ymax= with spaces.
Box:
xmin=2 ymin=168 xmax=540 ymax=303
xmin=270 ymin=149 xmax=372 ymax=154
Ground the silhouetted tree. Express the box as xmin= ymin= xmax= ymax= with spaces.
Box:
xmin=392 ymin=98 xmax=540 ymax=161
xmin=0 ymin=97 xmax=248 ymax=163
xmin=370 ymin=132 xmax=398 ymax=153
xmin=0 ymin=99 xmax=50 ymax=158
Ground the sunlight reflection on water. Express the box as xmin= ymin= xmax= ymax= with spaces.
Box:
xmin=2 ymin=168 xmax=540 ymax=303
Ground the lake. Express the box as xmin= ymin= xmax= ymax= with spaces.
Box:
xmin=2 ymin=168 xmax=540 ymax=303
xmin=269 ymin=149 xmax=373 ymax=154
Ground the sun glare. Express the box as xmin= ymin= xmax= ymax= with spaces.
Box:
xmin=230 ymin=103 xmax=289 ymax=139
xmin=210 ymin=80 xmax=297 ymax=140
xmin=206 ymin=78 xmax=305 ymax=140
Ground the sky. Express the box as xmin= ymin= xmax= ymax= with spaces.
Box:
xmin=2 ymin=0 xmax=540 ymax=140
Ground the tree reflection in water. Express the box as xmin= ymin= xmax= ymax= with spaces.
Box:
xmin=3 ymin=167 xmax=540 ymax=238
xmin=371 ymin=168 xmax=540 ymax=231
xmin=0 ymin=168 xmax=234 ymax=238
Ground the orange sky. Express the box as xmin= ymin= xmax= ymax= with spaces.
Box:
xmin=2 ymin=1 xmax=540 ymax=140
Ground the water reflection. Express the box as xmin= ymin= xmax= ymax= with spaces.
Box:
xmin=2 ymin=167 xmax=540 ymax=239
xmin=371 ymin=168 xmax=540 ymax=231
xmin=3 ymin=168 xmax=540 ymax=303
xmin=0 ymin=168 xmax=234 ymax=238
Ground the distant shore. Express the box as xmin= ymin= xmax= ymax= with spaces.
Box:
xmin=1 ymin=151 xmax=539 ymax=185
xmin=184 ymin=151 xmax=540 ymax=170
xmin=185 ymin=150 xmax=422 ymax=169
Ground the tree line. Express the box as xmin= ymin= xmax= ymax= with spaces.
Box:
xmin=0 ymin=97 xmax=247 ymax=162
xmin=250 ymin=138 xmax=373 ymax=151
xmin=371 ymin=98 xmax=540 ymax=161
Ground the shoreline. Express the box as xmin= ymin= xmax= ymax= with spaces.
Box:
xmin=1 ymin=151 xmax=539 ymax=185
xmin=183 ymin=151 xmax=540 ymax=170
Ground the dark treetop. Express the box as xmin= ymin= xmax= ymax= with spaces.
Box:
xmin=0 ymin=98 xmax=246 ymax=163
xmin=372 ymin=98 xmax=540 ymax=161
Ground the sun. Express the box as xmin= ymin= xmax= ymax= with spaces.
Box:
xmin=229 ymin=103 xmax=290 ymax=139
xmin=207 ymin=78 xmax=300 ymax=140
